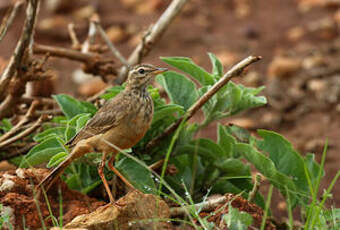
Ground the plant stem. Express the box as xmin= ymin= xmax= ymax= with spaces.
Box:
xmin=260 ymin=185 xmax=273 ymax=230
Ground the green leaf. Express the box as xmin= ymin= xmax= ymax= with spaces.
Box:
xmin=152 ymin=104 xmax=184 ymax=124
xmin=215 ymin=158 xmax=250 ymax=177
xmin=0 ymin=119 xmax=12 ymax=132
xmin=116 ymin=156 xmax=156 ymax=194
xmin=161 ymin=57 xmax=214 ymax=85
xmin=100 ymin=86 xmax=125 ymax=100
xmin=176 ymin=138 xmax=224 ymax=161
xmin=157 ymin=72 xmax=198 ymax=110
xmin=231 ymin=85 xmax=266 ymax=115
xmin=256 ymin=130 xmax=319 ymax=196
xmin=65 ymin=113 xmax=91 ymax=141
xmin=225 ymin=124 xmax=251 ymax=143
xmin=76 ymin=113 xmax=91 ymax=132
xmin=33 ymin=127 xmax=66 ymax=142
xmin=217 ymin=124 xmax=236 ymax=157
xmin=304 ymin=153 xmax=323 ymax=189
xmin=20 ymin=137 xmax=66 ymax=168
xmin=47 ymin=152 xmax=68 ymax=168
xmin=223 ymin=205 xmax=253 ymax=230
xmin=208 ymin=53 xmax=223 ymax=78
xmin=53 ymin=94 xmax=97 ymax=119
xmin=235 ymin=142 xmax=299 ymax=206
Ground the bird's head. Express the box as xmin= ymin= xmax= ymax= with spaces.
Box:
xmin=126 ymin=64 xmax=168 ymax=90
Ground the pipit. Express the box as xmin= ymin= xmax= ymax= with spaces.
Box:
xmin=38 ymin=64 xmax=168 ymax=203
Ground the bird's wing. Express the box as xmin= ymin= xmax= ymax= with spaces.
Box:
xmin=66 ymin=94 xmax=129 ymax=146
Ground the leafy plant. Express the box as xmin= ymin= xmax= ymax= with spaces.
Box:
xmin=12 ymin=53 xmax=339 ymax=229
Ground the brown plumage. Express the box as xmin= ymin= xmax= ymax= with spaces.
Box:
xmin=38 ymin=64 xmax=167 ymax=203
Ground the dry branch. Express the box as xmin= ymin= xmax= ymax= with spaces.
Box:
xmin=116 ymin=0 xmax=189 ymax=84
xmin=0 ymin=115 xmax=47 ymax=149
xmin=94 ymin=20 xmax=129 ymax=68
xmin=0 ymin=0 xmax=40 ymax=97
xmin=146 ymin=56 xmax=262 ymax=151
xmin=0 ymin=0 xmax=25 ymax=42
xmin=0 ymin=0 xmax=40 ymax=119
xmin=33 ymin=44 xmax=99 ymax=63
xmin=170 ymin=195 xmax=227 ymax=217
xmin=0 ymin=100 xmax=39 ymax=143
xmin=20 ymin=96 xmax=56 ymax=106
xmin=0 ymin=142 xmax=37 ymax=161
xmin=68 ymin=23 xmax=80 ymax=49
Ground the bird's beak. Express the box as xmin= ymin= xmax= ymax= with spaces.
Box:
xmin=152 ymin=67 xmax=168 ymax=75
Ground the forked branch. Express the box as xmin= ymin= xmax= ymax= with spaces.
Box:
xmin=116 ymin=0 xmax=189 ymax=84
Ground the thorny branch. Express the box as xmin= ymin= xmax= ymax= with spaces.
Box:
xmin=0 ymin=0 xmax=25 ymax=42
xmin=116 ymin=0 xmax=189 ymax=84
xmin=145 ymin=55 xmax=262 ymax=151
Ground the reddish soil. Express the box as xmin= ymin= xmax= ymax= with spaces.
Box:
xmin=0 ymin=0 xmax=339 ymax=227
xmin=0 ymin=169 xmax=104 ymax=229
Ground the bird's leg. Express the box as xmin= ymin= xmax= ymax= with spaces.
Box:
xmin=98 ymin=151 xmax=115 ymax=203
xmin=108 ymin=155 xmax=135 ymax=190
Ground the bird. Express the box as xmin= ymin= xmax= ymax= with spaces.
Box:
xmin=38 ymin=64 xmax=168 ymax=203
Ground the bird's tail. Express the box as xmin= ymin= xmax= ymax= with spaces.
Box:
xmin=37 ymin=155 xmax=74 ymax=192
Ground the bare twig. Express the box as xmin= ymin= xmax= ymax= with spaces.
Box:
xmin=0 ymin=115 xmax=48 ymax=149
xmin=34 ymin=109 xmax=62 ymax=116
xmin=146 ymin=56 xmax=262 ymax=151
xmin=33 ymin=44 xmax=100 ymax=63
xmin=0 ymin=100 xmax=39 ymax=143
xmin=20 ymin=96 xmax=56 ymax=106
xmin=82 ymin=16 xmax=97 ymax=53
xmin=0 ymin=0 xmax=25 ymax=42
xmin=33 ymin=43 xmax=117 ymax=78
xmin=0 ymin=142 xmax=37 ymax=161
xmin=149 ymin=159 xmax=165 ymax=170
xmin=116 ymin=0 xmax=189 ymax=84
xmin=67 ymin=23 xmax=80 ymax=49
xmin=94 ymin=20 xmax=129 ymax=68
xmin=0 ymin=0 xmax=40 ymax=97
xmin=170 ymin=195 xmax=227 ymax=217
xmin=0 ymin=0 xmax=40 ymax=119
xmin=248 ymin=173 xmax=262 ymax=202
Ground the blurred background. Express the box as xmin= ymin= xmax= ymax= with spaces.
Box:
xmin=0 ymin=0 xmax=339 ymax=220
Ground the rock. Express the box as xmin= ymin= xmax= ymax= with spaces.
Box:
xmin=63 ymin=190 xmax=171 ymax=230
xmin=267 ymin=56 xmax=301 ymax=79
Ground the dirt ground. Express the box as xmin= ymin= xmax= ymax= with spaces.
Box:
xmin=0 ymin=0 xmax=339 ymax=225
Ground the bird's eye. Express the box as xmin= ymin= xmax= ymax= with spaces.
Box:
xmin=138 ymin=68 xmax=145 ymax=74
